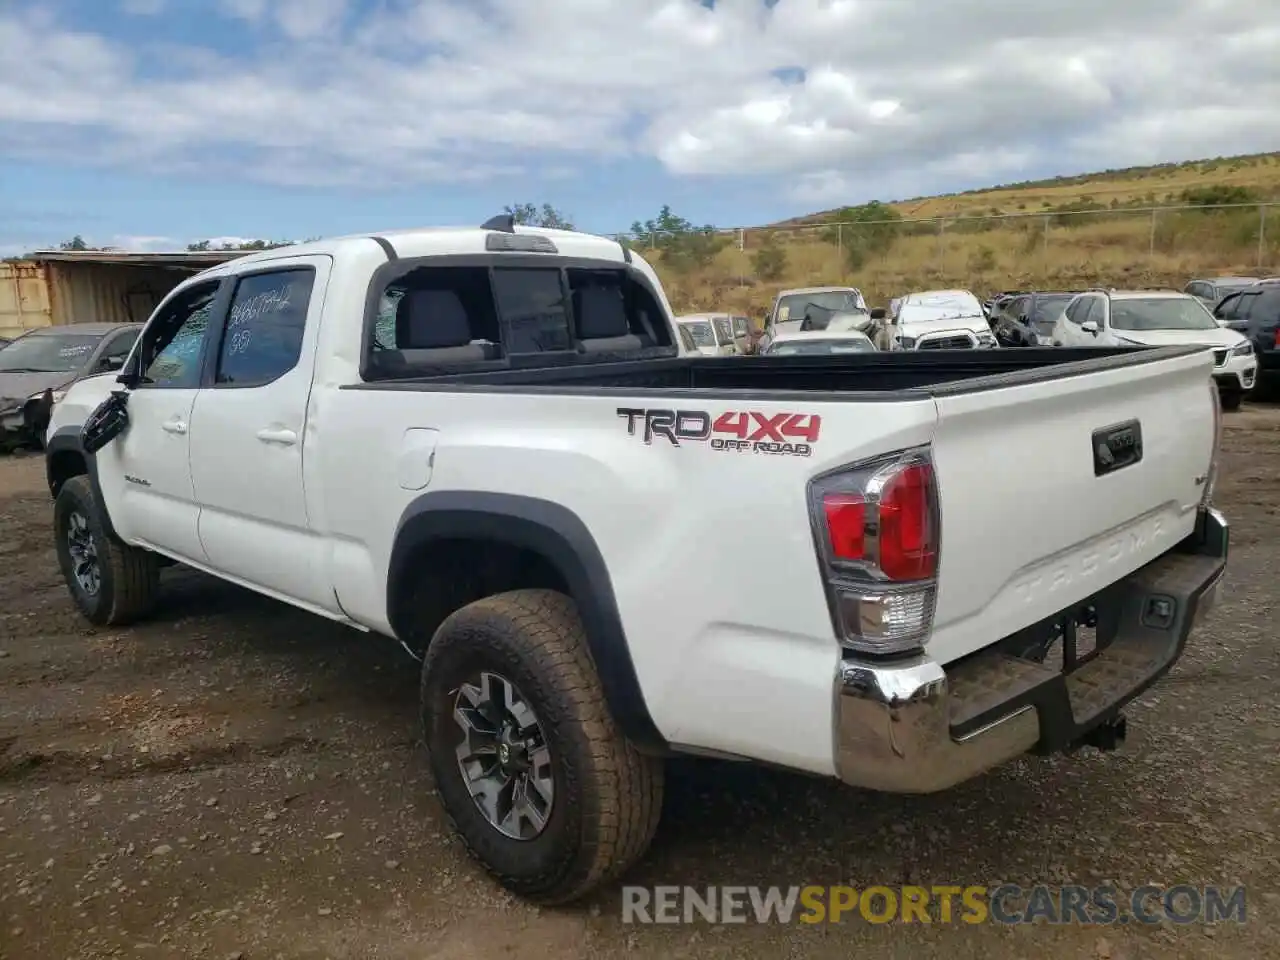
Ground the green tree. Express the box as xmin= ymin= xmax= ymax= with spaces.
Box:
xmin=821 ymin=201 xmax=903 ymax=271
xmin=751 ymin=231 xmax=787 ymax=281
xmin=628 ymin=205 xmax=729 ymax=272
xmin=1180 ymin=185 xmax=1258 ymax=208
xmin=186 ymin=238 xmax=294 ymax=251
xmin=59 ymin=235 xmax=90 ymax=251
xmin=504 ymin=203 xmax=575 ymax=230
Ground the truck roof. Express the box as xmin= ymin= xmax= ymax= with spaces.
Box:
xmin=201 ymin=224 xmax=633 ymax=276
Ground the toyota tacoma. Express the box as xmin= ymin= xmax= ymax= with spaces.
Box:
xmin=43 ymin=217 xmax=1228 ymax=904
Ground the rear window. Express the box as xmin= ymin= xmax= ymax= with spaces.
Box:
xmin=1029 ymin=295 xmax=1072 ymax=324
xmin=681 ymin=321 xmax=715 ymax=347
xmin=491 ymin=268 xmax=573 ymax=354
xmin=365 ymin=261 xmax=672 ymax=377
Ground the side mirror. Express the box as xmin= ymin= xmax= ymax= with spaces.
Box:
xmin=870 ymin=307 xmax=886 ymax=321
xmin=1081 ymin=320 xmax=1099 ymax=335
xmin=99 ymin=355 xmax=125 ymax=371
xmin=81 ymin=391 xmax=131 ymax=455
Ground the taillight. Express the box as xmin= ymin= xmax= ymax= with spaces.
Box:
xmin=876 ymin=463 xmax=936 ymax=580
xmin=823 ymin=495 xmax=866 ymax=560
xmin=808 ymin=447 xmax=940 ymax=656
xmin=1202 ymin=379 xmax=1222 ymax=507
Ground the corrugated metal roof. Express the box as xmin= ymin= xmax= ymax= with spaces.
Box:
xmin=19 ymin=250 xmax=248 ymax=267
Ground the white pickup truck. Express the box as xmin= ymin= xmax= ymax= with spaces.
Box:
xmin=44 ymin=218 xmax=1228 ymax=904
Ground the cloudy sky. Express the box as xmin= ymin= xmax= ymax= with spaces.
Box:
xmin=1 ymin=0 xmax=1277 ymax=255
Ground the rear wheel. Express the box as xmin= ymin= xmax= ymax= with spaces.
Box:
xmin=53 ymin=476 xmax=160 ymax=625
xmin=420 ymin=589 xmax=663 ymax=904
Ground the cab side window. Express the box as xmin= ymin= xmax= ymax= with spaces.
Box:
xmin=216 ymin=268 xmax=315 ymax=387
xmin=139 ymin=281 xmax=221 ymax=388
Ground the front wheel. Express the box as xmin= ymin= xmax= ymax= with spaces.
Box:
xmin=420 ymin=589 xmax=663 ymax=904
xmin=53 ymin=476 xmax=160 ymax=625
xmin=1219 ymin=389 xmax=1243 ymax=412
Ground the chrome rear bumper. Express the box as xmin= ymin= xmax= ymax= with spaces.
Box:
xmin=833 ymin=508 xmax=1229 ymax=794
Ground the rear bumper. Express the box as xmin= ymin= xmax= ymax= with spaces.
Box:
xmin=833 ymin=507 xmax=1228 ymax=793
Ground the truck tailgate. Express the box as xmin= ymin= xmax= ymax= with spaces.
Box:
xmin=926 ymin=348 xmax=1216 ymax=665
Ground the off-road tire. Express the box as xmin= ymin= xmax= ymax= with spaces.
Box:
xmin=420 ymin=589 xmax=663 ymax=904
xmin=53 ymin=475 xmax=160 ymax=626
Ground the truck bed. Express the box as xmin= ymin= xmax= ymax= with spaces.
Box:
xmin=349 ymin=345 xmax=1203 ymax=396
xmin=337 ymin=338 xmax=1219 ymax=678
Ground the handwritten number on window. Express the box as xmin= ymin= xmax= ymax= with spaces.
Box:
xmin=228 ymin=329 xmax=253 ymax=356
xmin=229 ymin=286 xmax=292 ymax=329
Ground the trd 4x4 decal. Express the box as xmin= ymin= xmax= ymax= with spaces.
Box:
xmin=616 ymin=407 xmax=820 ymax=457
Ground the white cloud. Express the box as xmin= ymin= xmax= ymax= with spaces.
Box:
xmin=218 ymin=0 xmax=269 ymax=22
xmin=2 ymin=0 xmax=1279 ymax=210
xmin=104 ymin=235 xmax=181 ymax=251
xmin=189 ymin=236 xmax=264 ymax=249
xmin=0 ymin=235 xmax=184 ymax=257
xmin=217 ymin=0 xmax=346 ymax=39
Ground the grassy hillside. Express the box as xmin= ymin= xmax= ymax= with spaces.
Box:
xmin=648 ymin=151 xmax=1280 ymax=322
xmin=778 ymin=151 xmax=1280 ymax=224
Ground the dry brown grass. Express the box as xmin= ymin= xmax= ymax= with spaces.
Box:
xmin=780 ymin=151 xmax=1280 ymax=223
xmin=648 ymin=153 xmax=1280 ymax=320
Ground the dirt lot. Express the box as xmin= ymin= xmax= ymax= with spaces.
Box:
xmin=2 ymin=409 xmax=1279 ymax=960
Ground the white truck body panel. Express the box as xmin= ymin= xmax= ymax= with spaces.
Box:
xmin=48 ymin=226 xmax=1223 ymax=780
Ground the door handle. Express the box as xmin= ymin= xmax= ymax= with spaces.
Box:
xmin=161 ymin=418 xmax=188 ymax=435
xmin=256 ymin=427 xmax=298 ymax=446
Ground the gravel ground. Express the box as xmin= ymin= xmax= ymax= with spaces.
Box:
xmin=1 ymin=408 xmax=1278 ymax=960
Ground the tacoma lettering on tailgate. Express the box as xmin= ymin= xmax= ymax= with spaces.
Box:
xmin=1010 ymin=514 xmax=1167 ymax=607
xmin=616 ymin=407 xmax=820 ymax=457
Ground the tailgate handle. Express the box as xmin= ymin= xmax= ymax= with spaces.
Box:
xmin=1092 ymin=419 xmax=1143 ymax=477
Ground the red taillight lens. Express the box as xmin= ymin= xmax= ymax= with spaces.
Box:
xmin=823 ymin=494 xmax=866 ymax=560
xmin=809 ymin=447 xmax=939 ymax=655
xmin=878 ymin=463 xmax=937 ymax=580
xmin=1272 ymin=329 xmax=1279 ymax=349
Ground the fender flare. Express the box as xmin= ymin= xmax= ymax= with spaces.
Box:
xmin=44 ymin=426 xmax=118 ymax=540
xmin=388 ymin=490 xmax=668 ymax=754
